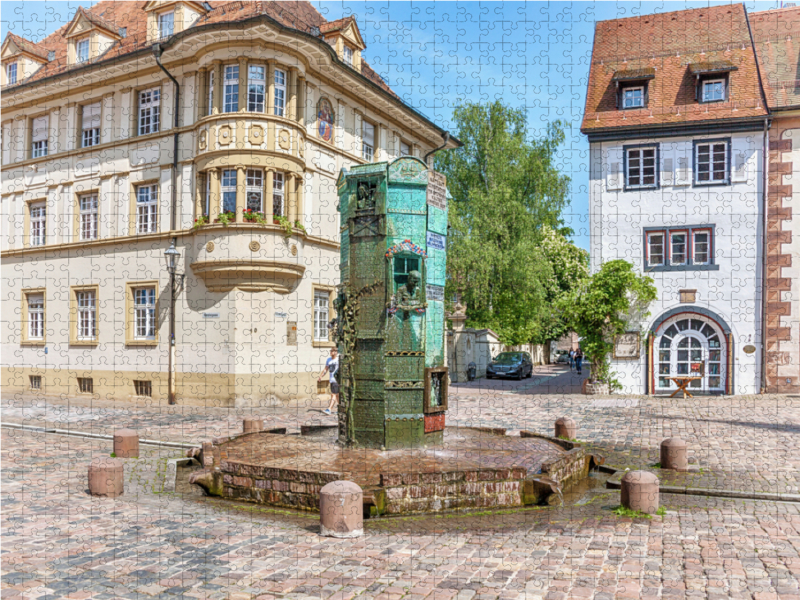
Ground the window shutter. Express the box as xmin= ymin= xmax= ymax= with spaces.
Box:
xmin=83 ymin=103 xmax=101 ymax=129
xmin=732 ymin=151 xmax=747 ymax=182
xmin=675 ymin=156 xmax=690 ymax=186
xmin=607 ymin=161 xmax=622 ymax=190
xmin=662 ymin=157 xmax=674 ymax=186
xmin=32 ymin=116 xmax=48 ymax=142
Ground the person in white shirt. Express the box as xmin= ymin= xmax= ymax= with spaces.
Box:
xmin=318 ymin=347 xmax=339 ymax=415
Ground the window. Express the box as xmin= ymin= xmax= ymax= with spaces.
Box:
xmin=76 ymin=290 xmax=96 ymax=341
xmin=27 ymin=293 xmax=44 ymax=341
xmin=79 ymin=194 xmax=98 ymax=240
xmin=30 ymin=203 xmax=46 ymax=246
xmin=702 ymin=78 xmax=725 ymax=103
xmin=158 ymin=11 xmax=174 ymax=38
xmin=393 ymin=256 xmax=420 ymax=286
xmin=274 ymin=69 xmax=286 ymax=116
xmin=134 ymin=287 xmax=156 ymax=340
xmin=694 ymin=140 xmax=728 ymax=185
xmin=622 ymin=85 xmax=644 ymax=109
xmin=78 ymin=377 xmax=93 ymax=393
xmin=646 ymin=232 xmax=664 ymax=266
xmin=693 ymin=230 xmax=711 ymax=264
xmin=221 ymin=169 xmax=237 ymax=214
xmin=29 ymin=375 xmax=42 ymax=390
xmin=138 ymin=88 xmax=160 ymax=135
xmin=245 ymin=169 xmax=263 ymax=213
xmin=247 ymin=65 xmax=265 ymax=112
xmin=670 ymin=232 xmax=687 ymax=265
xmin=314 ymin=290 xmax=330 ymax=341
xmin=32 ymin=115 xmax=48 ymax=158
xmin=207 ymin=70 xmax=214 ymax=116
xmin=272 ymin=171 xmax=284 ymax=216
xmin=76 ymin=38 xmax=89 ymax=63
xmin=82 ymin=102 xmax=101 ymax=147
xmin=136 ymin=184 xmax=158 ymax=234
xmin=134 ymin=380 xmax=152 ymax=397
xmin=362 ymin=120 xmax=375 ymax=161
xmin=343 ymin=45 xmax=353 ymax=66
xmin=625 ymin=146 xmax=657 ymax=189
xmin=223 ymin=65 xmax=238 ymax=113
xmin=400 ymin=141 xmax=410 ymax=156
xmin=6 ymin=62 xmax=17 ymax=84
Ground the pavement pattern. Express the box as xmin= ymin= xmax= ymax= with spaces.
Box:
xmin=3 ymin=375 xmax=800 ymax=599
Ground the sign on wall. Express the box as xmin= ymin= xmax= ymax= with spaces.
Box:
xmin=426 ymin=171 xmax=447 ymax=211
xmin=426 ymin=231 xmax=445 ymax=251
xmin=426 ymin=284 xmax=445 ymax=302
xmin=613 ymin=332 xmax=640 ymax=359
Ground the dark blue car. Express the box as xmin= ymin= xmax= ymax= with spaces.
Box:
xmin=486 ymin=352 xmax=533 ymax=380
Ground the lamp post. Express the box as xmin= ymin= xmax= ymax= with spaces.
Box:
xmin=164 ymin=238 xmax=183 ymax=405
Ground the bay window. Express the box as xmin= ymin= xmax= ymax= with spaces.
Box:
xmin=223 ymin=65 xmax=238 ymax=113
xmin=246 ymin=169 xmax=263 ymax=213
xmin=247 ymin=65 xmax=265 ymax=112
xmin=221 ymin=169 xmax=237 ymax=214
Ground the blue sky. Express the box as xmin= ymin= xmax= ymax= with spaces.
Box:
xmin=1 ymin=0 xmax=781 ymax=250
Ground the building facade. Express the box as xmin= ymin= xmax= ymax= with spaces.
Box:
xmin=582 ymin=4 xmax=789 ymax=395
xmin=0 ymin=1 xmax=457 ymax=406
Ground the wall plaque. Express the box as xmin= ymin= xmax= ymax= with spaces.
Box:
xmin=287 ymin=321 xmax=298 ymax=346
xmin=426 ymin=231 xmax=445 ymax=251
xmin=743 ymin=344 xmax=756 ymax=354
xmin=426 ymin=284 xmax=444 ymax=302
xmin=426 ymin=171 xmax=447 ymax=211
xmin=613 ymin=332 xmax=640 ymax=359
xmin=202 ymin=312 xmax=220 ymax=319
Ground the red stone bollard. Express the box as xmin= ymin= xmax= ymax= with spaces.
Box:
xmin=554 ymin=417 xmax=577 ymax=440
xmin=243 ymin=417 xmax=264 ymax=434
xmin=620 ymin=470 xmax=659 ymax=514
xmin=660 ymin=438 xmax=688 ymax=472
xmin=320 ymin=480 xmax=363 ymax=538
xmin=113 ymin=429 xmax=139 ymax=458
xmin=88 ymin=458 xmax=124 ymax=497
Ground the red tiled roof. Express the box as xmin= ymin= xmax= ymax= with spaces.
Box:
xmin=750 ymin=6 xmax=800 ymax=110
xmin=2 ymin=0 xmax=395 ymax=97
xmin=4 ymin=32 xmax=49 ymax=60
xmin=72 ymin=6 xmax=120 ymax=38
xmin=581 ymin=4 xmax=768 ymax=133
xmin=320 ymin=16 xmax=355 ymax=34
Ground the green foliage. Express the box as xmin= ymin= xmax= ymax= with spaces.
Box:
xmin=192 ymin=215 xmax=210 ymax=230
xmin=612 ymin=505 xmax=653 ymax=519
xmin=435 ymin=101 xmax=581 ymax=345
xmin=216 ymin=211 xmax=235 ymax=226
xmin=656 ymin=506 xmax=667 ymax=516
xmin=274 ymin=215 xmax=293 ymax=237
xmin=109 ymin=452 xmax=116 ymax=458
xmin=560 ymin=260 xmax=657 ymax=388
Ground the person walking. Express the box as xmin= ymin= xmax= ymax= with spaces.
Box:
xmin=569 ymin=349 xmax=575 ymax=371
xmin=575 ymin=348 xmax=584 ymax=375
xmin=318 ymin=347 xmax=339 ymax=415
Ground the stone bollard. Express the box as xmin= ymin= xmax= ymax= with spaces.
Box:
xmin=319 ymin=480 xmax=363 ymax=538
xmin=201 ymin=442 xmax=214 ymax=468
xmin=243 ymin=417 xmax=264 ymax=434
xmin=554 ymin=417 xmax=577 ymax=440
xmin=620 ymin=470 xmax=659 ymax=514
xmin=113 ymin=429 xmax=139 ymax=458
xmin=660 ymin=438 xmax=688 ymax=472
xmin=88 ymin=458 xmax=124 ymax=497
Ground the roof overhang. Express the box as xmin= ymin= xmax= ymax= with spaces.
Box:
xmin=611 ymin=68 xmax=655 ymax=82
xmin=582 ymin=115 xmax=768 ymax=142
xmin=688 ymin=61 xmax=738 ymax=75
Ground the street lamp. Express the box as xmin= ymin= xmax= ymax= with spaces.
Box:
xmin=164 ymin=238 xmax=184 ymax=405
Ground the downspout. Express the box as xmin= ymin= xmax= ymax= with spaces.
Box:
xmin=153 ymin=43 xmax=181 ymax=405
xmin=424 ymin=132 xmax=450 ymax=167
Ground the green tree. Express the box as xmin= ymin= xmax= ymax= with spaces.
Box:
xmin=436 ymin=101 xmax=574 ymax=345
xmin=560 ymin=260 xmax=657 ymax=389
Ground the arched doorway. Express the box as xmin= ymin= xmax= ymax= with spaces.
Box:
xmin=654 ymin=314 xmax=727 ymax=394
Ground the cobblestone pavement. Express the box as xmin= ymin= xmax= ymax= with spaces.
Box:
xmin=3 ymin=426 xmax=800 ymax=600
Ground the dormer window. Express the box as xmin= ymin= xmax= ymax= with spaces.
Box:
xmin=701 ymin=79 xmax=725 ymax=103
xmin=612 ymin=68 xmax=654 ymax=110
xmin=6 ymin=62 xmax=17 ymax=84
xmin=76 ymin=38 xmax=89 ymax=63
xmin=343 ymin=45 xmax=353 ymax=66
xmin=622 ymin=86 xmax=644 ymax=109
xmin=689 ymin=61 xmax=736 ymax=103
xmin=158 ymin=11 xmax=174 ymax=38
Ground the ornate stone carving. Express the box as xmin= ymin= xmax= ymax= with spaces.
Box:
xmin=249 ymin=125 xmax=263 ymax=145
xmin=205 ymin=241 xmax=215 ymax=252
xmin=249 ymin=240 xmax=261 ymax=252
xmin=278 ymin=130 xmax=290 ymax=150
xmin=218 ymin=125 xmax=232 ymax=146
xmin=198 ymin=130 xmax=208 ymax=151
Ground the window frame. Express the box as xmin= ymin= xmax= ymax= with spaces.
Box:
xmin=136 ymin=183 xmax=159 ymax=234
xmin=621 ymin=84 xmax=646 ymax=109
xmin=623 ymin=143 xmax=660 ymax=191
xmin=643 ymin=225 xmax=718 ymax=271
xmin=693 ymin=138 xmax=730 ymax=187
xmin=125 ymin=281 xmax=159 ymax=346
xmin=138 ymin=87 xmax=161 ymax=136
xmin=157 ymin=10 xmax=174 ymax=38
xmin=399 ymin=140 xmax=411 ymax=157
xmin=207 ymin=69 xmax=215 ymax=116
xmin=245 ymin=168 xmax=263 ymax=213
xmin=133 ymin=287 xmax=156 ymax=341
xmin=21 ymin=288 xmax=46 ymax=345
xmin=343 ymin=45 xmax=353 ymax=66
xmin=691 ymin=228 xmax=713 ymax=265
xmin=223 ymin=64 xmax=239 ymax=113
xmin=29 ymin=201 xmax=46 ymax=247
xmin=76 ymin=37 xmax=89 ymax=63
xmin=272 ymin=171 xmax=285 ymax=217
xmin=221 ymin=169 xmax=237 ymax=214
xmin=70 ymin=285 xmax=99 ymax=345
xmin=668 ymin=230 xmax=689 ymax=266
xmin=700 ymin=76 xmax=726 ymax=103
xmin=273 ymin=68 xmax=286 ymax=116
xmin=31 ymin=114 xmax=49 ymax=158
xmin=312 ymin=285 xmax=336 ymax=346
xmin=362 ymin=119 xmax=375 ymax=162
xmin=6 ymin=61 xmax=17 ymax=84
xmin=645 ymin=231 xmax=665 ymax=267
xmin=247 ymin=64 xmax=265 ymax=113
xmin=79 ymin=193 xmax=99 ymax=241
xmin=81 ymin=102 xmax=101 ymax=148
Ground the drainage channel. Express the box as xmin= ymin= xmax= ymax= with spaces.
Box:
xmin=1 ymin=422 xmax=196 ymax=451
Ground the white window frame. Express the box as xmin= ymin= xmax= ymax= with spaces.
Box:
xmin=670 ymin=231 xmax=688 ymax=265
xmin=138 ymin=88 xmax=161 ymax=135
xmin=81 ymin=102 xmax=101 ymax=148
xmin=7 ymin=62 xmax=17 ymax=84
xmin=134 ymin=287 xmax=156 ymax=340
xmin=692 ymin=230 xmax=711 ymax=265
xmin=314 ymin=290 xmax=330 ymax=341
xmin=221 ymin=169 xmax=237 ymax=214
xmin=207 ymin=70 xmax=214 ymax=116
xmin=76 ymin=38 xmax=89 ymax=63
xmin=646 ymin=231 xmax=664 ymax=267
xmin=622 ymin=85 xmax=644 ymax=109
xmin=158 ymin=11 xmax=174 ymax=38
xmin=28 ymin=293 xmax=44 ymax=340
xmin=30 ymin=202 xmax=46 ymax=246
xmin=76 ymin=290 xmax=96 ymax=341
xmin=274 ymin=69 xmax=286 ymax=117
xmin=136 ymin=184 xmax=158 ymax=234
xmin=701 ymin=78 xmax=725 ymax=103
xmin=247 ymin=65 xmax=265 ymax=113
xmin=223 ymin=64 xmax=239 ymax=113
xmin=272 ymin=171 xmax=284 ymax=217
xmin=32 ymin=115 xmax=48 ymax=158
xmin=625 ymin=146 xmax=657 ymax=189
xmin=694 ymin=141 xmax=728 ymax=186
xmin=32 ymin=140 xmax=47 ymax=158
xmin=343 ymin=45 xmax=353 ymax=66
xmin=79 ymin=194 xmax=98 ymax=241
xmin=400 ymin=140 xmax=411 ymax=156
xmin=362 ymin=120 xmax=375 ymax=161
xmin=246 ymin=169 xmax=263 ymax=213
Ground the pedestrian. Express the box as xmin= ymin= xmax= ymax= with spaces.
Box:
xmin=569 ymin=349 xmax=575 ymax=371
xmin=575 ymin=348 xmax=583 ymax=375
xmin=318 ymin=347 xmax=339 ymax=415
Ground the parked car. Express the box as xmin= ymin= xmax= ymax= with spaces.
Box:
xmin=486 ymin=352 xmax=533 ymax=380
xmin=554 ymin=351 xmax=570 ymax=364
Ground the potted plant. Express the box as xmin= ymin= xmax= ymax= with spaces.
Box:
xmin=215 ymin=211 xmax=235 ymax=226
xmin=192 ymin=215 xmax=210 ymax=230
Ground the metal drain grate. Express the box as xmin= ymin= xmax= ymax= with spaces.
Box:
xmin=590 ymin=398 xmax=640 ymax=408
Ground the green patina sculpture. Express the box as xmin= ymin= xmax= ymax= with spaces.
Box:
xmin=335 ymin=157 xmax=449 ymax=449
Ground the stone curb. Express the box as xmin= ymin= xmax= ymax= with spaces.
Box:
xmin=1 ymin=422 xmax=196 ymax=450
xmin=606 ymin=477 xmax=800 ymax=503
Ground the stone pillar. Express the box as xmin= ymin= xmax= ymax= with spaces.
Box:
xmin=660 ymin=438 xmax=688 ymax=471
xmin=238 ymin=57 xmax=248 ymax=112
xmin=197 ymin=67 xmax=208 ymax=118
xmin=243 ymin=417 xmax=264 ymax=433
xmin=288 ymin=67 xmax=298 ymax=121
xmin=88 ymin=458 xmax=124 ymax=497
xmin=208 ymin=168 xmax=220 ymax=217
xmin=287 ymin=173 xmax=297 ymax=223
xmin=195 ymin=171 xmax=204 ymax=219
xmin=319 ymin=480 xmax=363 ymax=538
xmin=266 ymin=60 xmax=275 ymax=117
xmin=620 ymin=470 xmax=659 ymax=514
xmin=113 ymin=429 xmax=139 ymax=458
xmin=296 ymin=172 xmax=304 ymax=224
xmin=264 ymin=169 xmax=274 ymax=223
xmin=201 ymin=441 xmax=214 ymax=468
xmin=212 ymin=60 xmax=223 ymax=115
xmin=298 ymin=76 xmax=306 ymax=126
xmin=554 ymin=417 xmax=577 ymax=440
xmin=235 ymin=165 xmax=246 ymax=223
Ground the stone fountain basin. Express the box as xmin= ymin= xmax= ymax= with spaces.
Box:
xmin=190 ymin=426 xmax=597 ymax=515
